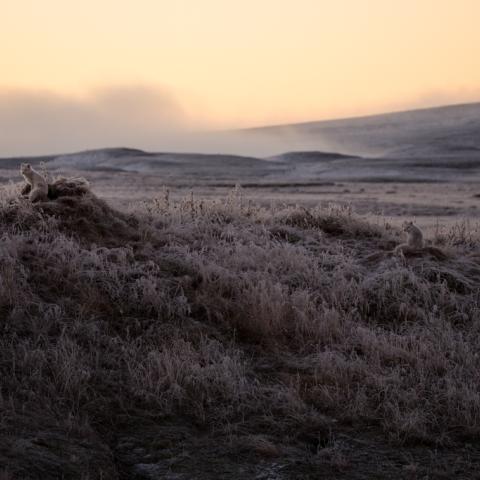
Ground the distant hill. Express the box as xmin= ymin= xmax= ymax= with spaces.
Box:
xmin=47 ymin=149 xmax=265 ymax=171
xmin=244 ymin=102 xmax=480 ymax=159
xmin=0 ymin=147 xmax=265 ymax=171
xmin=268 ymin=151 xmax=361 ymax=163
xmin=1 ymin=102 xmax=480 ymax=183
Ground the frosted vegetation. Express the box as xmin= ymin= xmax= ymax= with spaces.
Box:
xmin=1 ymin=180 xmax=480 ymax=477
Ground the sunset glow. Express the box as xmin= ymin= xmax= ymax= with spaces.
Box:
xmin=1 ymin=0 xmax=479 ymax=154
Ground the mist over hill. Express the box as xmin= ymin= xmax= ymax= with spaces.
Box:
xmin=243 ymin=102 xmax=480 ymax=159
xmin=1 ymin=102 xmax=480 ymax=183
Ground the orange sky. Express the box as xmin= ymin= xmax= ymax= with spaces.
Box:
xmin=2 ymin=0 xmax=480 ymax=126
xmin=1 ymin=0 xmax=479 ymax=155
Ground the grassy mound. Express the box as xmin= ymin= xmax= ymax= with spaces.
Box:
xmin=1 ymin=183 xmax=480 ymax=479
xmin=21 ymin=176 xmax=92 ymax=200
xmin=6 ymin=178 xmax=141 ymax=247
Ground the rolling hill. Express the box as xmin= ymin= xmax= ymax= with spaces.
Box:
xmin=243 ymin=102 xmax=480 ymax=159
xmin=1 ymin=102 xmax=479 ymax=183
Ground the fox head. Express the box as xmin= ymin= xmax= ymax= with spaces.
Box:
xmin=402 ymin=221 xmax=416 ymax=233
xmin=20 ymin=163 xmax=32 ymax=175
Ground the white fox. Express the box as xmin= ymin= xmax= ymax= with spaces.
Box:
xmin=394 ymin=221 xmax=424 ymax=255
xmin=20 ymin=163 xmax=49 ymax=203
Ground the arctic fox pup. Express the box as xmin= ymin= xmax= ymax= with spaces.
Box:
xmin=20 ymin=163 xmax=48 ymax=203
xmin=394 ymin=221 xmax=424 ymax=254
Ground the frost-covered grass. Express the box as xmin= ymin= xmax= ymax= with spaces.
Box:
xmin=1 ymin=182 xmax=480 ymax=476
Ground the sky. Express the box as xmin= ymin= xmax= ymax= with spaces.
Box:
xmin=1 ymin=0 xmax=479 ymax=155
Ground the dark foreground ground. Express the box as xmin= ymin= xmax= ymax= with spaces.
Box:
xmin=0 ymin=175 xmax=480 ymax=479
